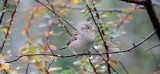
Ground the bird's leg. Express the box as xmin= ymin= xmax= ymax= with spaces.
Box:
xmin=75 ymin=53 xmax=79 ymax=58
xmin=88 ymin=51 xmax=92 ymax=57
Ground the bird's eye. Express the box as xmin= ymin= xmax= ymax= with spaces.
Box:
xmin=87 ymin=27 xmax=90 ymax=29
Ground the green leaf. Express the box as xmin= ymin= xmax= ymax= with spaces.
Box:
xmin=97 ymin=19 xmax=103 ymax=23
xmin=101 ymin=14 xmax=108 ymax=18
xmin=110 ymin=48 xmax=120 ymax=52
xmin=6 ymin=4 xmax=17 ymax=11
xmin=102 ymin=25 xmax=109 ymax=31
xmin=110 ymin=31 xmax=119 ymax=38
xmin=93 ymin=4 xmax=101 ymax=7
xmin=60 ymin=69 xmax=73 ymax=74
xmin=1 ymin=28 xmax=7 ymax=32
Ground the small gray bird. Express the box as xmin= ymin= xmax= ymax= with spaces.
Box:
xmin=60 ymin=24 xmax=96 ymax=55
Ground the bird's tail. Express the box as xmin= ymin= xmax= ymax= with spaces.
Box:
xmin=59 ymin=45 xmax=68 ymax=50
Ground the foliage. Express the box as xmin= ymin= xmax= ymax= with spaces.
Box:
xmin=0 ymin=0 xmax=160 ymax=74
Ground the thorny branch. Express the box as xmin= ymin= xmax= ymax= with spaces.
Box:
xmin=82 ymin=0 xmax=111 ymax=73
xmin=0 ymin=0 xmax=20 ymax=53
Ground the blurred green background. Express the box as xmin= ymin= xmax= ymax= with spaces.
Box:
xmin=0 ymin=0 xmax=160 ymax=74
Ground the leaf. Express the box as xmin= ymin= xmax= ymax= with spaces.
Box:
xmin=34 ymin=10 xmax=40 ymax=18
xmin=110 ymin=48 xmax=120 ymax=52
xmin=110 ymin=31 xmax=120 ymax=38
xmin=22 ymin=30 xmax=27 ymax=35
xmin=48 ymin=67 xmax=62 ymax=72
xmin=1 ymin=28 xmax=7 ymax=33
xmin=10 ymin=71 xmax=18 ymax=74
xmin=2 ymin=64 xmax=9 ymax=70
xmin=32 ymin=56 xmax=40 ymax=61
xmin=6 ymin=3 xmax=17 ymax=11
xmin=49 ymin=45 xmax=57 ymax=50
xmin=16 ymin=66 xmax=24 ymax=69
xmin=93 ymin=4 xmax=101 ymax=7
xmin=128 ymin=15 xmax=133 ymax=19
xmin=73 ymin=0 xmax=79 ymax=4
xmin=0 ymin=59 xmax=6 ymax=64
xmin=24 ymin=14 xmax=30 ymax=19
xmin=44 ymin=32 xmax=49 ymax=37
xmin=61 ymin=69 xmax=73 ymax=74
xmin=122 ymin=8 xmax=129 ymax=12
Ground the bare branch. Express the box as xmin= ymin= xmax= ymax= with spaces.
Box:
xmin=144 ymin=0 xmax=160 ymax=40
xmin=88 ymin=58 xmax=98 ymax=74
xmin=119 ymin=61 xmax=128 ymax=74
xmin=107 ymin=31 xmax=156 ymax=54
xmin=120 ymin=0 xmax=146 ymax=5
xmin=145 ymin=43 xmax=160 ymax=51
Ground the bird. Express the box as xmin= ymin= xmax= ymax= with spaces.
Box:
xmin=60 ymin=24 xmax=96 ymax=55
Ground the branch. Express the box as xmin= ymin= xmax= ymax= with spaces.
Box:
xmin=88 ymin=58 xmax=98 ymax=74
xmin=0 ymin=0 xmax=20 ymax=53
xmin=144 ymin=0 xmax=160 ymax=40
xmin=26 ymin=56 xmax=30 ymax=74
xmin=0 ymin=0 xmax=8 ymax=25
xmin=36 ymin=0 xmax=76 ymax=30
xmin=107 ymin=31 xmax=156 ymax=54
xmin=119 ymin=61 xmax=128 ymax=74
xmin=145 ymin=43 xmax=160 ymax=51
xmin=120 ymin=0 xmax=146 ymax=5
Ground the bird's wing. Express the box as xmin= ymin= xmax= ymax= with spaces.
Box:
xmin=67 ymin=30 xmax=81 ymax=45
xmin=59 ymin=30 xmax=81 ymax=50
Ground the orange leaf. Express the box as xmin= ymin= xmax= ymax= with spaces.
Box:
xmin=22 ymin=30 xmax=27 ymax=35
xmin=73 ymin=0 xmax=79 ymax=4
xmin=50 ymin=45 xmax=57 ymax=50
xmin=2 ymin=64 xmax=9 ymax=70
xmin=132 ymin=3 xmax=137 ymax=8
xmin=44 ymin=32 xmax=49 ymax=37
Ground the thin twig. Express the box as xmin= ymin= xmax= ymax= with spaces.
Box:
xmin=92 ymin=47 xmax=119 ymax=74
xmin=26 ymin=56 xmax=30 ymax=74
xmin=88 ymin=57 xmax=98 ymax=74
xmin=36 ymin=0 xmax=76 ymax=30
xmin=145 ymin=43 xmax=160 ymax=51
xmin=119 ymin=61 xmax=128 ymax=74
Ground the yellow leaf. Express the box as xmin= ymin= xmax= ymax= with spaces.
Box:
xmin=16 ymin=66 xmax=24 ymax=69
xmin=0 ymin=54 xmax=2 ymax=56
xmin=24 ymin=14 xmax=30 ymax=19
xmin=73 ymin=0 xmax=79 ymax=4
xmin=48 ymin=67 xmax=62 ymax=72
xmin=35 ymin=63 xmax=45 ymax=69
xmin=34 ymin=10 xmax=40 ymax=18
xmin=2 ymin=64 xmax=9 ymax=70
xmin=10 ymin=71 xmax=18 ymax=74
xmin=32 ymin=56 xmax=39 ymax=61
xmin=128 ymin=15 xmax=133 ymax=19
xmin=22 ymin=30 xmax=27 ymax=35
xmin=122 ymin=8 xmax=129 ymax=12
xmin=22 ymin=59 xmax=28 ymax=62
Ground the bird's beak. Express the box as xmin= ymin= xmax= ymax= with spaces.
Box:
xmin=91 ymin=27 xmax=96 ymax=31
